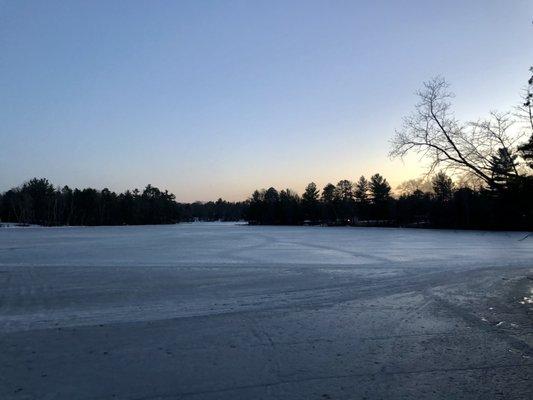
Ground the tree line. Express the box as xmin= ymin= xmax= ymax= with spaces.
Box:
xmin=246 ymin=168 xmax=532 ymax=230
xmin=247 ymin=174 xmax=392 ymax=225
xmin=0 ymin=179 xmax=246 ymax=226
xmin=3 ymin=164 xmax=531 ymax=230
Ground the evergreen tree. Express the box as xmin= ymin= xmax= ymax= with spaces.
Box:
xmin=518 ymin=67 xmax=533 ymax=169
xmin=432 ymin=172 xmax=454 ymax=202
xmin=369 ymin=174 xmax=391 ymax=220
xmin=334 ymin=180 xmax=355 ymax=222
xmin=264 ymin=187 xmax=280 ymax=224
xmin=248 ymin=189 xmax=264 ymax=223
xmin=334 ymin=180 xmax=354 ymax=201
xmin=369 ymin=174 xmax=391 ymax=203
xmin=354 ymin=176 xmax=369 ymax=204
xmin=518 ymin=135 xmax=533 ymax=169
xmin=354 ymin=176 xmax=370 ymax=221
xmin=321 ymin=183 xmax=336 ymax=222
xmin=279 ymin=189 xmax=301 ymax=225
xmin=321 ymin=183 xmax=336 ymax=203
xmin=302 ymin=182 xmax=320 ymax=222
xmin=302 ymin=182 xmax=319 ymax=203
xmin=490 ymin=148 xmax=518 ymax=188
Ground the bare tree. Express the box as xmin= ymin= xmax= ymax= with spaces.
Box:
xmin=396 ymin=177 xmax=433 ymax=196
xmin=390 ymin=77 xmax=525 ymax=187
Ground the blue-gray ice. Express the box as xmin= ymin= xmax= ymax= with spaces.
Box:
xmin=1 ymin=223 xmax=532 ymax=399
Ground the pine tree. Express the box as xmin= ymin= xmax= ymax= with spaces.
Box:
xmin=490 ymin=148 xmax=518 ymax=188
xmin=321 ymin=183 xmax=336 ymax=204
xmin=432 ymin=172 xmax=454 ymax=202
xmin=369 ymin=174 xmax=391 ymax=203
xmin=334 ymin=180 xmax=354 ymax=201
xmin=518 ymin=136 xmax=533 ymax=169
xmin=302 ymin=182 xmax=319 ymax=204
xmin=302 ymin=182 xmax=320 ymax=221
xmin=354 ymin=176 xmax=369 ymax=204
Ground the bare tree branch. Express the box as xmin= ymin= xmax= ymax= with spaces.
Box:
xmin=390 ymin=77 xmax=525 ymax=187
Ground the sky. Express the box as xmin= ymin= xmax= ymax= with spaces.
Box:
xmin=1 ymin=0 xmax=532 ymax=202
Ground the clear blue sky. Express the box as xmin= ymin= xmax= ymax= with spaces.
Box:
xmin=1 ymin=0 xmax=532 ymax=201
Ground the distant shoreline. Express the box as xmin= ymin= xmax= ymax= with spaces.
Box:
xmin=1 ymin=221 xmax=531 ymax=235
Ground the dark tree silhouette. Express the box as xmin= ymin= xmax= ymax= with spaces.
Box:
xmin=321 ymin=183 xmax=337 ymax=222
xmin=334 ymin=180 xmax=354 ymax=201
xmin=369 ymin=174 xmax=392 ymax=220
xmin=334 ymin=180 xmax=356 ymax=223
xmin=517 ymin=66 xmax=533 ymax=168
xmin=279 ymin=189 xmax=300 ymax=225
xmin=0 ymin=179 xmax=246 ymax=226
xmin=519 ymin=136 xmax=533 ymax=169
xmin=321 ymin=183 xmax=335 ymax=203
xmin=354 ymin=176 xmax=369 ymax=204
xmin=432 ymin=172 xmax=454 ymax=202
xmin=369 ymin=174 xmax=391 ymax=203
xmin=302 ymin=182 xmax=320 ymax=222
xmin=264 ymin=187 xmax=281 ymax=224
xmin=490 ymin=148 xmax=519 ymax=189
xmin=354 ymin=176 xmax=370 ymax=221
xmin=2 ymin=171 xmax=532 ymax=230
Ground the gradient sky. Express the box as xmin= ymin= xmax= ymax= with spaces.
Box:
xmin=1 ymin=1 xmax=532 ymax=201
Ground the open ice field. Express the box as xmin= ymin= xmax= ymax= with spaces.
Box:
xmin=1 ymin=223 xmax=532 ymax=399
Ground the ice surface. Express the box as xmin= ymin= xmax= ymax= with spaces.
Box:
xmin=0 ymin=223 xmax=532 ymax=399
xmin=1 ymin=223 xmax=531 ymax=268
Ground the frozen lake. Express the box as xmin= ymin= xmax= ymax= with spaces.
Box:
xmin=1 ymin=223 xmax=532 ymax=399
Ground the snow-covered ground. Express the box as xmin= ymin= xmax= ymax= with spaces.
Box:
xmin=1 ymin=223 xmax=532 ymax=399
